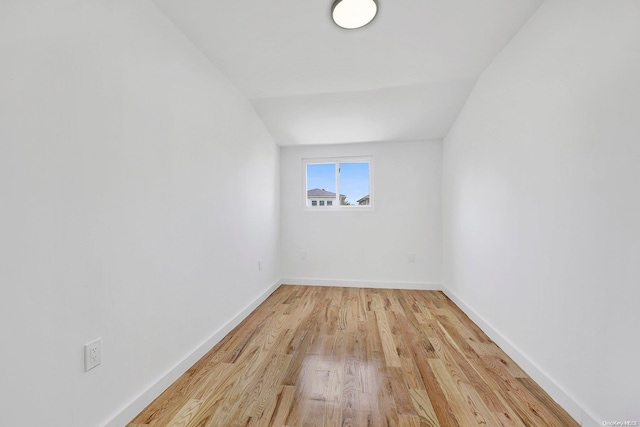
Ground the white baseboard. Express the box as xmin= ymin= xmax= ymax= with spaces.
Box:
xmin=441 ymin=285 xmax=601 ymax=427
xmin=281 ymin=277 xmax=442 ymax=290
xmin=103 ymin=279 xmax=282 ymax=427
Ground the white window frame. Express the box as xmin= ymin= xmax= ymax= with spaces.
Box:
xmin=303 ymin=156 xmax=374 ymax=211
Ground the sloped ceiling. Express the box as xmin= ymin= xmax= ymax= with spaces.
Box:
xmin=152 ymin=0 xmax=543 ymax=145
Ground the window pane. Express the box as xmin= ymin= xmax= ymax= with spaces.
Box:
xmin=339 ymin=162 xmax=370 ymax=206
xmin=306 ymin=163 xmax=336 ymax=207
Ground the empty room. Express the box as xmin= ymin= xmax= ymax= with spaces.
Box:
xmin=1 ymin=0 xmax=639 ymax=426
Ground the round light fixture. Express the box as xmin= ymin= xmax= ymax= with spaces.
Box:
xmin=331 ymin=0 xmax=378 ymax=30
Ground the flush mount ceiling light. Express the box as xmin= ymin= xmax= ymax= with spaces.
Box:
xmin=331 ymin=0 xmax=378 ymax=30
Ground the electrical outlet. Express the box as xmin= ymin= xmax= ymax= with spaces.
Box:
xmin=84 ymin=338 xmax=102 ymax=372
xmin=258 ymin=259 xmax=262 ymax=271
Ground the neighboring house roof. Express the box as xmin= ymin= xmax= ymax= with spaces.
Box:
xmin=307 ymin=188 xmax=336 ymax=197
xmin=307 ymin=188 xmax=345 ymax=198
xmin=357 ymin=194 xmax=370 ymax=203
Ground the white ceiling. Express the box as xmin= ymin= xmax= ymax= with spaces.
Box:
xmin=152 ymin=0 xmax=543 ymax=145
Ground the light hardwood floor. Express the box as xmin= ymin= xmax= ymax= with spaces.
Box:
xmin=128 ymin=285 xmax=578 ymax=427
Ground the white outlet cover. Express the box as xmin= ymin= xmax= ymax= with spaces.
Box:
xmin=84 ymin=338 xmax=102 ymax=372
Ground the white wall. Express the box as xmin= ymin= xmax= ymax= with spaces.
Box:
xmin=443 ymin=0 xmax=640 ymax=424
xmin=0 ymin=2 xmax=280 ymax=426
xmin=281 ymin=141 xmax=442 ymax=288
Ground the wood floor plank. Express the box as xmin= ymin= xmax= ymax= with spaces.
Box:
xmin=263 ymin=385 xmax=295 ymax=427
xmin=498 ymin=390 xmax=567 ymax=427
xmin=468 ymin=341 xmax=529 ymax=379
xmin=387 ymin=367 xmax=414 ymax=415
xmin=341 ymin=356 xmax=359 ymax=427
xmin=398 ymin=414 xmax=421 ymax=427
xmin=516 ymin=378 xmax=578 ymax=426
xmin=128 ymin=285 xmax=579 ymax=427
xmin=428 ymin=359 xmax=480 ymax=426
xmin=400 ymin=356 xmax=425 ymax=391
xmin=435 ymin=314 xmax=480 ymax=359
xmin=408 ymin=388 xmax=439 ymax=427
xmin=372 ymin=295 xmax=403 ymax=368
xmin=250 ymin=354 xmax=294 ymax=421
xmin=166 ymin=399 xmax=203 ymax=427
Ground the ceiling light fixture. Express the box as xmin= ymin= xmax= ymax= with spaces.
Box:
xmin=331 ymin=0 xmax=378 ymax=30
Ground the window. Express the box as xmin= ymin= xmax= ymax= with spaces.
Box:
xmin=305 ymin=157 xmax=372 ymax=209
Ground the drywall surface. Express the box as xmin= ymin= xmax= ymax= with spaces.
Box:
xmin=281 ymin=141 xmax=442 ymax=287
xmin=0 ymin=1 xmax=280 ymax=426
xmin=443 ymin=0 xmax=640 ymax=423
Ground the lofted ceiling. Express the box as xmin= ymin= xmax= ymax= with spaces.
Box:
xmin=152 ymin=0 xmax=543 ymax=146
